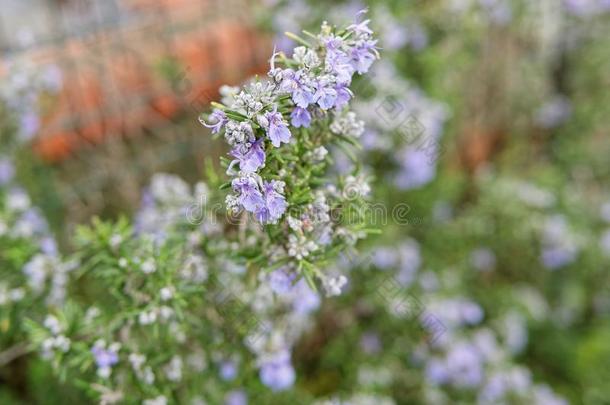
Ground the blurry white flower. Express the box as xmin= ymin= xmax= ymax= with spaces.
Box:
xmin=138 ymin=310 xmax=157 ymax=325
xmin=323 ymin=275 xmax=348 ymax=297
xmin=141 ymin=259 xmax=156 ymax=274
xmin=164 ymin=355 xmax=183 ymax=382
xmin=160 ymin=287 xmax=174 ymax=301
xmin=44 ymin=315 xmax=62 ymax=335
xmin=143 ymin=396 xmax=167 ymax=405
xmin=109 ymin=234 xmax=123 ymax=249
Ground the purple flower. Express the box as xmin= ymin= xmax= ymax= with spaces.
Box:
xmin=539 ymin=215 xmax=578 ymax=270
xmin=535 ymin=96 xmax=572 ymax=129
xmin=372 ymin=247 xmax=399 ymax=269
xmin=394 ymin=148 xmax=437 ymax=190
xmin=19 ymin=111 xmax=40 ymax=140
xmin=315 ymin=84 xmax=338 ymax=110
xmin=219 ymin=360 xmax=238 ymax=381
xmin=259 ymin=350 xmax=296 ymax=391
xmin=323 ymin=41 xmax=354 ymax=83
xmin=281 ymin=69 xmax=315 ymax=108
xmin=232 ymin=176 xmax=265 ymax=212
xmin=406 ymin=22 xmax=429 ymax=51
xmin=17 ymin=209 xmax=49 ymax=236
xmin=262 ymin=110 xmax=291 ymax=147
xmin=40 ymin=237 xmax=58 ymax=256
xmin=325 ymin=48 xmax=354 ymax=85
xmin=360 ymin=332 xmax=382 ymax=354
xmin=293 ymin=89 xmax=314 ymax=108
xmin=292 ymin=77 xmax=315 ymax=108
xmin=255 ymin=208 xmax=269 ymax=223
xmin=269 ymin=268 xmax=296 ymax=294
xmin=334 ymin=86 xmax=352 ymax=110
xmin=563 ymin=0 xmax=609 ymax=16
xmin=470 ymin=247 xmax=496 ymax=272
xmin=541 ymin=246 xmax=576 ymax=270
xmin=425 ymin=359 xmax=449 ymax=385
xmin=232 ymin=177 xmax=286 ymax=224
xmin=274 ymin=35 xmax=294 ymax=54
xmin=42 ymin=64 xmax=63 ymax=92
xmin=225 ymin=390 xmax=247 ymax=405
xmin=201 ymin=109 xmax=227 ymax=134
xmin=291 ymin=279 xmax=320 ymax=315
xmin=533 ymin=385 xmax=568 ymax=405
xmin=349 ymin=41 xmax=378 ymax=74
xmin=347 ymin=15 xmax=374 ymax=37
xmin=478 ymin=367 xmax=532 ymax=403
xmin=480 ymin=0 xmax=513 ymax=25
xmin=91 ymin=346 xmax=119 ymax=369
xmin=322 ymin=36 xmax=345 ymax=61
xmin=258 ymin=181 xmax=287 ymax=223
xmin=0 ymin=158 xmax=15 ymax=186
xmin=445 ymin=343 xmax=484 ymax=388
xmin=230 ymin=139 xmax=266 ymax=173
xmin=361 ymin=128 xmax=385 ymax=150
xmin=459 ymin=301 xmax=484 ymax=325
xmin=381 ymin=22 xmax=409 ymax=50
xmin=396 ymin=239 xmax=421 ymax=286
xmin=290 ymin=107 xmax=311 ymax=128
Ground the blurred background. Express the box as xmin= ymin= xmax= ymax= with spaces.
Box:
xmin=1 ymin=0 xmax=610 ymax=403
xmin=1 ymin=0 xmax=268 ymax=244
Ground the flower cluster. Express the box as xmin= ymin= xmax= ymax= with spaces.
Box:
xmin=40 ymin=315 xmax=71 ymax=359
xmin=359 ymin=219 xmax=570 ymax=405
xmin=539 ymin=214 xmax=580 ymax=270
xmin=1 ymin=1 xmax=607 ymax=404
xmin=4 ymin=1 xmax=609 ymax=404
xmin=135 ymin=173 xmax=220 ymax=240
xmin=204 ymin=12 xmax=379 ymax=225
xmin=0 ymin=101 xmax=76 ymax=358
xmin=91 ymin=340 xmax=121 ymax=378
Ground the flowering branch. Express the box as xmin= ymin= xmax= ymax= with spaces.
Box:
xmin=203 ymin=12 xmax=380 ymax=293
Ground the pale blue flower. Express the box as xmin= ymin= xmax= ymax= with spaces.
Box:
xmin=232 ymin=176 xmax=265 ymax=213
xmin=225 ymin=390 xmax=247 ymax=405
xmin=470 ymin=248 xmax=496 ymax=272
xmin=542 ymin=247 xmax=577 ymax=269
xmin=348 ymin=40 xmax=378 ymax=74
xmin=219 ymin=360 xmax=238 ymax=381
xmin=535 ymin=96 xmax=572 ymax=128
xmin=360 ymin=332 xmax=382 ymax=354
xmin=91 ymin=345 xmax=119 ymax=369
xmin=230 ymin=139 xmax=266 ymax=173
xmin=291 ymin=279 xmax=320 ymax=314
xmin=259 ymin=180 xmax=287 ymax=223
xmin=202 ymin=109 xmax=227 ymax=134
xmin=290 ymin=107 xmax=311 ymax=128
xmin=19 ymin=110 xmax=40 ymax=141
xmin=291 ymin=72 xmax=316 ymax=108
xmin=269 ymin=268 xmax=295 ymax=294
xmin=0 ymin=158 xmax=15 ymax=186
xmin=263 ymin=109 xmax=291 ymax=147
xmin=314 ymin=83 xmax=338 ymax=110
xmin=334 ymin=85 xmax=352 ymax=110
xmin=259 ymin=350 xmax=296 ymax=391
xmin=372 ymin=247 xmax=399 ymax=270
xmin=394 ymin=148 xmax=437 ymax=190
